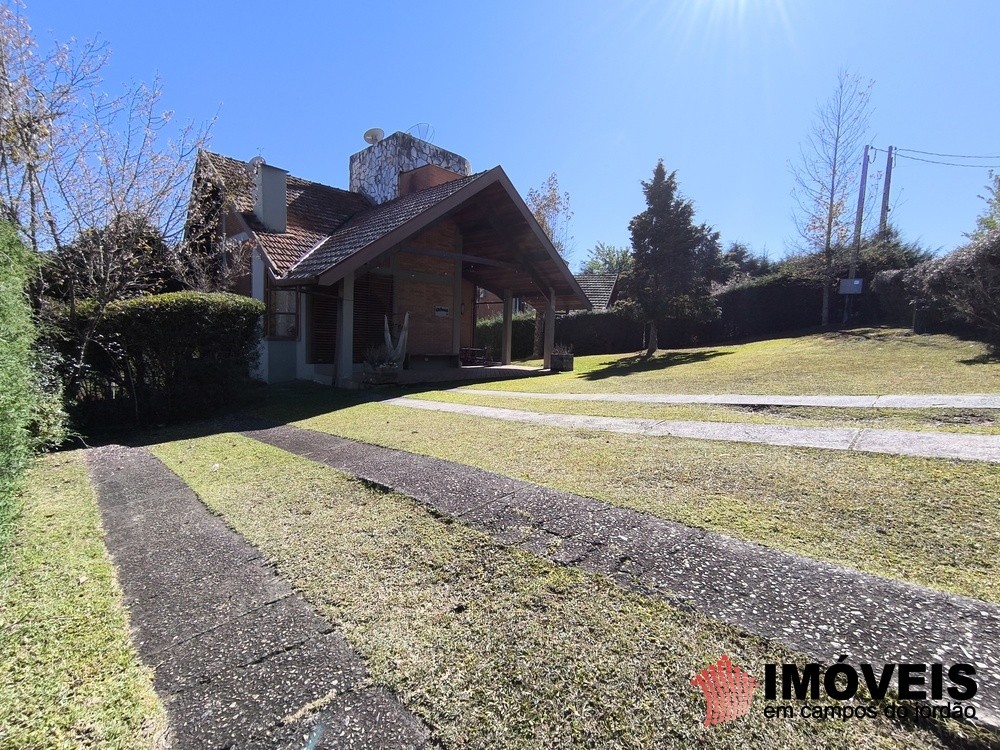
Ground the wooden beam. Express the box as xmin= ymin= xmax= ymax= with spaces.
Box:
xmin=502 ymin=290 xmax=513 ymax=365
xmin=335 ymin=272 xmax=355 ymax=388
xmin=480 ymin=203 xmax=553 ymax=302
xmin=399 ymin=244 xmax=519 ymax=271
xmin=543 ymin=287 xmax=555 ymax=369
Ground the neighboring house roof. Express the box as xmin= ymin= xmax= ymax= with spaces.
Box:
xmin=574 ymin=273 xmax=619 ymax=310
xmin=197 ymin=150 xmax=590 ymax=310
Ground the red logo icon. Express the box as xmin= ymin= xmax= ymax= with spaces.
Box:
xmin=691 ymin=654 xmax=759 ymax=726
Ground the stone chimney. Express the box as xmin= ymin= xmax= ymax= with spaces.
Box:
xmin=349 ymin=131 xmax=471 ymax=205
xmin=254 ymin=161 xmax=288 ymax=232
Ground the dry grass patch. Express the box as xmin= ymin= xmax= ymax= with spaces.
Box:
xmin=295 ymin=402 xmax=1000 ymax=603
xmin=0 ymin=451 xmax=165 ymax=749
xmin=152 ymin=433 xmax=979 ymax=750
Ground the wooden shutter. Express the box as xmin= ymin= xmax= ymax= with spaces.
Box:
xmin=309 ymin=294 xmax=338 ymax=364
xmin=353 ymin=273 xmax=394 ymax=363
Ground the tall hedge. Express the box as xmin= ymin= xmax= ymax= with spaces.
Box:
xmin=555 ymin=305 xmax=645 ymax=354
xmin=475 ymin=306 xmax=646 ymax=358
xmin=475 ymin=312 xmax=536 ymax=360
xmin=0 ymin=224 xmax=65 ymax=548
xmin=80 ymin=292 xmax=264 ymax=425
xmin=709 ymin=275 xmax=827 ymax=341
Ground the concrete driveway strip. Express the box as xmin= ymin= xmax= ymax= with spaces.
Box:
xmin=390 ymin=397 xmax=1000 ymax=463
xmin=87 ymin=445 xmax=431 ymax=750
xmin=246 ymin=425 xmax=1000 ymax=730
xmin=454 ymin=388 xmax=1000 ymax=409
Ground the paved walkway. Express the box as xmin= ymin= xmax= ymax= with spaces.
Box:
xmin=389 ymin=397 xmax=1000 ymax=463
xmin=87 ymin=445 xmax=431 ymax=750
xmin=454 ymin=388 xmax=1000 ymax=409
xmin=247 ymin=424 xmax=1000 ymax=729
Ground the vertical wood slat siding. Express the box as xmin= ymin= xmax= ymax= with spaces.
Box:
xmin=309 ymin=294 xmax=339 ymax=364
xmin=353 ymin=273 xmax=394 ymax=363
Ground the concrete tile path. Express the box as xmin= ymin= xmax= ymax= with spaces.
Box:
xmin=455 ymin=388 xmax=1000 ymax=410
xmin=247 ymin=424 xmax=1000 ymax=730
xmin=88 ymin=445 xmax=432 ymax=750
xmin=389 ymin=397 xmax=1000 ymax=463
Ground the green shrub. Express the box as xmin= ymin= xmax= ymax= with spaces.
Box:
xmin=871 ymin=232 xmax=1000 ymax=339
xmin=709 ymin=274 xmax=825 ymax=341
xmin=869 ymin=265 xmax=940 ymax=331
xmin=475 ymin=311 xmax=536 ymax=360
xmin=924 ymin=229 xmax=1000 ymax=339
xmin=77 ymin=292 xmax=264 ymax=425
xmin=476 ymin=305 xmax=646 ymax=358
xmin=555 ymin=303 xmax=645 ymax=354
xmin=0 ymin=223 xmax=66 ymax=550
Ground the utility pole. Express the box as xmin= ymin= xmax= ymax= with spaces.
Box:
xmin=843 ymin=145 xmax=871 ymax=326
xmin=849 ymin=144 xmax=871 ymax=280
xmin=879 ymin=145 xmax=894 ymax=233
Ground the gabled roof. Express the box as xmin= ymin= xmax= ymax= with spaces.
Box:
xmin=198 ymin=150 xmax=590 ymax=310
xmin=284 ymin=172 xmax=483 ymax=282
xmin=199 ymin=151 xmax=370 ymax=275
xmin=574 ymin=273 xmax=619 ymax=310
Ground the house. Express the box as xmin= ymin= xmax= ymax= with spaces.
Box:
xmin=194 ymin=131 xmax=590 ymax=386
xmin=574 ymin=273 xmax=620 ymax=311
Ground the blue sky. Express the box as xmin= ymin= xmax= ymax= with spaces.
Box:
xmin=26 ymin=0 xmax=1000 ymax=270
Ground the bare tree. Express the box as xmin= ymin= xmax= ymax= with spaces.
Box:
xmin=791 ymin=70 xmax=873 ymax=326
xmin=525 ymin=173 xmax=572 ymax=356
xmin=0 ymin=2 xmax=220 ymax=393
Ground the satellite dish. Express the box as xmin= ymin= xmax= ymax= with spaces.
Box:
xmin=363 ymin=127 xmax=384 ymax=145
xmin=246 ymin=155 xmax=266 ymax=176
xmin=407 ymin=122 xmax=435 ymax=142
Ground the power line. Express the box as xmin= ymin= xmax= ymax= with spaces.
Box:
xmin=894 ymin=152 xmax=1000 ymax=169
xmin=896 ymin=147 xmax=1000 ymax=160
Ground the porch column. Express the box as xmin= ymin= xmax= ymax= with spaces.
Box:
xmin=335 ymin=272 xmax=354 ymax=388
xmin=502 ymin=289 xmax=513 ymax=365
xmin=452 ymin=259 xmax=462 ymax=356
xmin=543 ymin=287 xmax=555 ymax=370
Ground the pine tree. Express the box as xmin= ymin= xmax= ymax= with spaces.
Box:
xmin=628 ymin=161 xmax=719 ymax=355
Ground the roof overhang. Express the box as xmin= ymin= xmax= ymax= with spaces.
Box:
xmin=275 ymin=167 xmax=590 ymax=310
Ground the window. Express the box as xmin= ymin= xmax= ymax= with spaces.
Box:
xmin=266 ymin=279 xmax=298 ymax=339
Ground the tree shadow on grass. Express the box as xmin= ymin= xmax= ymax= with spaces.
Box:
xmin=960 ymin=347 xmax=1000 ymax=365
xmin=70 ymin=373 xmax=541 ymax=450
xmin=580 ymin=350 xmax=732 ymax=381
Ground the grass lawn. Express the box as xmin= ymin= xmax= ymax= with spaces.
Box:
xmin=0 ymin=451 xmax=164 ymax=749
xmin=483 ymin=329 xmax=999 ymax=395
xmin=152 ymin=433 xmax=982 ymax=750
xmin=273 ymin=398 xmax=1000 ymax=604
xmin=409 ymin=390 xmax=1000 ymax=435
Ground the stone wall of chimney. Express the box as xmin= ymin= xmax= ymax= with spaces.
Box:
xmin=349 ymin=131 xmax=471 ymax=205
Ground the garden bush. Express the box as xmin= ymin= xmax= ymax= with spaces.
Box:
xmin=709 ymin=274 xmax=826 ymax=341
xmin=475 ymin=311 xmax=536 ymax=360
xmin=75 ymin=292 xmax=264 ymax=425
xmin=475 ymin=305 xmax=646 ymax=358
xmin=555 ymin=303 xmax=645 ymax=354
xmin=923 ymin=229 xmax=1000 ymax=339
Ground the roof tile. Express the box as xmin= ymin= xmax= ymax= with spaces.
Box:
xmin=283 ymin=172 xmax=485 ymax=281
xmin=574 ymin=273 xmax=619 ymax=309
xmin=200 ymin=151 xmax=371 ymax=275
